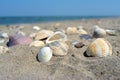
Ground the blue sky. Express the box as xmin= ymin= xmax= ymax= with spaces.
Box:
xmin=0 ymin=0 xmax=120 ymax=16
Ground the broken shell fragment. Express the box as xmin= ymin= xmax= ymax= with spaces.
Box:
xmin=86 ymin=38 xmax=112 ymax=57
xmin=0 ymin=46 xmax=9 ymax=54
xmin=105 ymin=29 xmax=117 ymax=36
xmin=37 ymin=47 xmax=52 ymax=62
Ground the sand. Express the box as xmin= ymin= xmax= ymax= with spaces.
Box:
xmin=0 ymin=18 xmax=120 ymax=80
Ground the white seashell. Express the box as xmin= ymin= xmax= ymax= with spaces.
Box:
xmin=46 ymin=31 xmax=67 ymax=44
xmin=33 ymin=26 xmax=40 ymax=31
xmin=93 ymin=25 xmax=106 ymax=38
xmin=37 ymin=47 xmax=52 ymax=62
xmin=29 ymin=41 xmax=45 ymax=47
xmin=47 ymin=41 xmax=69 ymax=56
xmin=66 ymin=27 xmax=79 ymax=34
xmin=0 ymin=33 xmax=9 ymax=38
xmin=86 ymin=38 xmax=112 ymax=57
xmin=35 ymin=30 xmax=54 ymax=40
xmin=16 ymin=31 xmax=26 ymax=36
xmin=0 ymin=39 xmax=5 ymax=43
xmin=0 ymin=46 xmax=9 ymax=54
xmin=105 ymin=29 xmax=117 ymax=36
xmin=29 ymin=33 xmax=37 ymax=38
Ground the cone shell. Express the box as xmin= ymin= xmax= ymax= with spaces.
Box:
xmin=86 ymin=38 xmax=112 ymax=57
xmin=29 ymin=40 xmax=45 ymax=47
xmin=37 ymin=47 xmax=52 ymax=62
xmin=35 ymin=30 xmax=54 ymax=40
xmin=47 ymin=41 xmax=69 ymax=56
xmin=93 ymin=25 xmax=106 ymax=38
xmin=0 ymin=46 xmax=9 ymax=54
xmin=46 ymin=31 xmax=67 ymax=44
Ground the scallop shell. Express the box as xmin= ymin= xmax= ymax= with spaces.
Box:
xmin=37 ymin=47 xmax=52 ymax=62
xmin=46 ymin=31 xmax=67 ymax=44
xmin=93 ymin=25 xmax=106 ymax=38
xmin=0 ymin=46 xmax=9 ymax=54
xmin=33 ymin=26 xmax=40 ymax=31
xmin=47 ymin=41 xmax=69 ymax=56
xmin=29 ymin=40 xmax=45 ymax=47
xmin=86 ymin=38 xmax=112 ymax=57
xmin=66 ymin=27 xmax=79 ymax=34
xmin=35 ymin=30 xmax=54 ymax=40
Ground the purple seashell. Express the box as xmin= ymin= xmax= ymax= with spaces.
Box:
xmin=7 ymin=34 xmax=32 ymax=47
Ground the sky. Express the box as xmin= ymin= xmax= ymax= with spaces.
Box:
xmin=0 ymin=0 xmax=120 ymax=16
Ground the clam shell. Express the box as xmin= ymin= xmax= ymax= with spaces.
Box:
xmin=0 ymin=46 xmax=9 ymax=54
xmin=33 ymin=26 xmax=40 ymax=31
xmin=37 ymin=47 xmax=52 ymax=62
xmin=66 ymin=27 xmax=79 ymax=34
xmin=7 ymin=34 xmax=32 ymax=47
xmin=35 ymin=30 xmax=54 ymax=40
xmin=46 ymin=31 xmax=67 ymax=44
xmin=93 ymin=25 xmax=106 ymax=38
xmin=29 ymin=41 xmax=45 ymax=47
xmin=47 ymin=41 xmax=69 ymax=56
xmin=86 ymin=38 xmax=112 ymax=57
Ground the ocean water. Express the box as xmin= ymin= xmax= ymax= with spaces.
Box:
xmin=0 ymin=16 xmax=114 ymax=25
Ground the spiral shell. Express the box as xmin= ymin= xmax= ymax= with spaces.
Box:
xmin=93 ymin=25 xmax=106 ymax=38
xmin=47 ymin=41 xmax=69 ymax=56
xmin=35 ymin=30 xmax=54 ymax=40
xmin=46 ymin=31 xmax=67 ymax=44
xmin=86 ymin=38 xmax=112 ymax=57
xmin=37 ymin=47 xmax=52 ymax=62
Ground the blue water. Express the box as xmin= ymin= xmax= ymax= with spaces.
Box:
xmin=0 ymin=16 xmax=116 ymax=25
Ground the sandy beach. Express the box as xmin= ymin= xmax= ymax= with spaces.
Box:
xmin=0 ymin=18 xmax=120 ymax=80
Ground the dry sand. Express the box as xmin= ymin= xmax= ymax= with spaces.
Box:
xmin=0 ymin=18 xmax=120 ymax=80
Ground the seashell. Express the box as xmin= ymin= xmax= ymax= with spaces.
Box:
xmin=80 ymin=34 xmax=93 ymax=40
xmin=46 ymin=31 xmax=67 ymax=44
xmin=33 ymin=26 xmax=40 ymax=31
xmin=105 ymin=29 xmax=117 ymax=36
xmin=0 ymin=46 xmax=9 ymax=54
xmin=35 ymin=30 xmax=54 ymax=40
xmin=47 ymin=41 xmax=69 ymax=56
xmin=93 ymin=25 xmax=106 ymax=38
xmin=86 ymin=38 xmax=112 ymax=57
xmin=37 ymin=47 xmax=52 ymax=62
xmin=29 ymin=40 xmax=45 ymax=47
xmin=16 ymin=31 xmax=26 ymax=36
xmin=0 ymin=33 xmax=9 ymax=38
xmin=0 ymin=39 xmax=5 ymax=44
xmin=7 ymin=34 xmax=32 ymax=47
xmin=74 ymin=42 xmax=85 ymax=48
xmin=77 ymin=26 xmax=88 ymax=35
xmin=66 ymin=27 xmax=79 ymax=34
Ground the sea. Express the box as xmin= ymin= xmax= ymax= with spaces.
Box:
xmin=0 ymin=16 xmax=116 ymax=25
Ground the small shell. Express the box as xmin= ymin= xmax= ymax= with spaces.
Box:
xmin=37 ymin=47 xmax=52 ymax=62
xmin=0 ymin=46 xmax=9 ymax=54
xmin=29 ymin=41 xmax=45 ymax=47
xmin=74 ymin=42 xmax=85 ymax=48
xmin=77 ymin=26 xmax=88 ymax=34
xmin=16 ymin=31 xmax=26 ymax=36
xmin=33 ymin=26 xmax=40 ymax=31
xmin=46 ymin=31 xmax=67 ymax=44
xmin=66 ymin=27 xmax=79 ymax=34
xmin=86 ymin=38 xmax=112 ymax=57
xmin=105 ymin=29 xmax=117 ymax=36
xmin=35 ymin=30 xmax=54 ymax=40
xmin=0 ymin=33 xmax=9 ymax=38
xmin=93 ymin=25 xmax=106 ymax=38
xmin=0 ymin=39 xmax=5 ymax=44
xmin=47 ymin=41 xmax=69 ymax=56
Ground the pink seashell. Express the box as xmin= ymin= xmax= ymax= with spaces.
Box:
xmin=7 ymin=34 xmax=32 ymax=47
